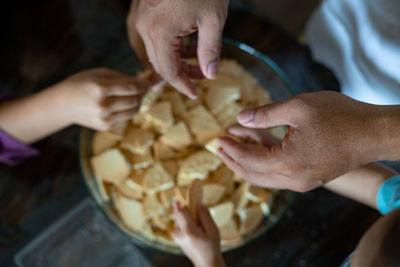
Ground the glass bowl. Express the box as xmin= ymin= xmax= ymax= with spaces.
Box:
xmin=80 ymin=38 xmax=296 ymax=254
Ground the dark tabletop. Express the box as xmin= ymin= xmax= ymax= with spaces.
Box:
xmin=0 ymin=1 xmax=380 ymax=266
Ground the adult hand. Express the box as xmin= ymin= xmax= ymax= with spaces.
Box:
xmin=57 ymin=68 xmax=149 ymax=131
xmin=217 ymin=91 xmax=395 ymax=192
xmin=171 ymin=202 xmax=225 ymax=267
xmin=127 ymin=0 xmax=229 ymax=99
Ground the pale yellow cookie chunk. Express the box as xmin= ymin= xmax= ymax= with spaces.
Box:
xmin=209 ymin=201 xmax=234 ymax=227
xmin=177 ymin=150 xmax=222 ymax=184
xmin=254 ymin=86 xmax=272 ymax=106
xmin=145 ymin=101 xmax=174 ymax=132
xmin=91 ymin=148 xmax=130 ymax=184
xmin=202 ymin=183 xmax=226 ymax=206
xmin=219 ymin=59 xmax=245 ymax=78
xmin=160 ymin=121 xmax=193 ymax=149
xmin=211 ymin=165 xmax=234 ymax=195
xmin=153 ymin=140 xmax=177 ymax=160
xmin=92 ymin=131 xmax=119 ymax=155
xmin=219 ymin=219 xmax=242 ymax=242
xmin=246 ymin=186 xmax=268 ymax=203
xmin=116 ymin=179 xmax=143 ymax=200
xmin=238 ymin=205 xmax=264 ymax=233
xmin=129 ymin=148 xmax=153 ymax=170
xmin=139 ymin=89 xmax=163 ymax=113
xmin=143 ymin=193 xmax=165 ymax=219
xmin=205 ymin=84 xmax=240 ymax=114
xmin=144 ymin=162 xmax=174 ymax=194
xmin=231 ymin=183 xmax=250 ymax=212
xmin=163 ymin=91 xmax=186 ymax=115
xmin=114 ymin=191 xmax=145 ymax=230
xmin=162 ymin=160 xmax=179 ymax=177
xmin=159 ymin=187 xmax=177 ymax=208
xmin=121 ymin=126 xmax=155 ymax=155
xmin=216 ymin=102 xmax=243 ymax=128
xmin=184 ymin=105 xmax=223 ymax=143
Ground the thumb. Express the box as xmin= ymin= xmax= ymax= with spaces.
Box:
xmin=127 ymin=1 xmax=149 ymax=67
xmin=237 ymin=101 xmax=296 ymax=128
xmin=197 ymin=16 xmax=223 ymax=79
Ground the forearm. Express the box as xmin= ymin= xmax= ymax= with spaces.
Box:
xmin=373 ymin=105 xmax=400 ymax=162
xmin=0 ymin=84 xmax=71 ymax=144
xmin=194 ymin=255 xmax=225 ymax=267
xmin=324 ymin=163 xmax=396 ymax=209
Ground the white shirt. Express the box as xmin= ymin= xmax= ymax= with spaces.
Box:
xmin=305 ymin=0 xmax=400 ymax=105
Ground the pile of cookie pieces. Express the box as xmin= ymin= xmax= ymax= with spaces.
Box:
xmin=91 ymin=59 xmax=278 ymax=246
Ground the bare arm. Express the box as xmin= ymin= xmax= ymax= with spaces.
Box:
xmin=217 ymin=91 xmax=400 ymax=192
xmin=0 ymin=86 xmax=72 ymax=144
xmin=0 ymin=68 xmax=147 ymax=144
xmin=324 ymin=163 xmax=397 ymax=210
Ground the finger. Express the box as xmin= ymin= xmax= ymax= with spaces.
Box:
xmin=228 ymin=126 xmax=280 ymax=146
xmin=218 ymin=148 xmax=290 ymax=190
xmin=180 ymin=44 xmax=198 ymax=59
xmin=197 ymin=15 xmax=223 ymax=79
xmin=152 ymin=35 xmax=198 ymax=99
xmin=182 ymin=62 xmax=205 ymax=79
xmin=217 ymin=147 xmax=248 ymax=179
xmin=218 ymin=136 xmax=284 ymax=174
xmin=216 ymin=136 xmax=247 ymax=163
xmin=105 ymin=81 xmax=148 ymax=96
xmin=106 ymin=107 xmax=139 ymax=125
xmin=197 ymin=203 xmax=219 ymax=237
xmin=126 ymin=0 xmax=149 ymax=66
xmin=228 ymin=126 xmax=264 ymax=143
xmin=237 ymin=101 xmax=296 ymax=128
xmin=173 ymin=203 xmax=197 ymax=232
xmin=151 ymin=80 xmax=167 ymax=92
xmin=102 ymin=96 xmax=142 ymax=113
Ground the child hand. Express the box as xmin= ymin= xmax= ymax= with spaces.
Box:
xmin=55 ymin=68 xmax=149 ymax=131
xmin=171 ymin=201 xmax=225 ymax=267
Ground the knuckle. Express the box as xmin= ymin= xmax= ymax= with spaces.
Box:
xmin=289 ymin=96 xmax=311 ymax=116
xmin=257 ymin=106 xmax=272 ymax=121
xmin=95 ymin=104 xmax=107 ymax=115
xmin=280 ymin=160 xmax=300 ymax=178
xmin=98 ymin=118 xmax=112 ymax=131
xmin=289 ymin=96 xmax=306 ymax=108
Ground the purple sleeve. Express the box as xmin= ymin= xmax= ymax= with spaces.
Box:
xmin=0 ymin=93 xmax=39 ymax=165
xmin=0 ymin=130 xmax=39 ymax=165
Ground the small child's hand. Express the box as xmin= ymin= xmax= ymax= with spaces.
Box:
xmin=56 ymin=68 xmax=149 ymax=131
xmin=171 ymin=201 xmax=225 ymax=267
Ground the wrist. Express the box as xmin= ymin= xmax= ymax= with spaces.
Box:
xmin=195 ymin=254 xmax=225 ymax=267
xmin=374 ymin=105 xmax=400 ymax=161
xmin=39 ymin=82 xmax=74 ymax=128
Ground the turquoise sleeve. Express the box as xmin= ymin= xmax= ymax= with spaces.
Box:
xmin=376 ymin=175 xmax=400 ymax=214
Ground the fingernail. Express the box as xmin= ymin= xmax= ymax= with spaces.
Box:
xmin=188 ymin=91 xmax=198 ymax=99
xmin=172 ymin=201 xmax=179 ymax=211
xmin=238 ymin=109 xmax=255 ymax=124
xmin=188 ymin=83 xmax=198 ymax=99
xmin=207 ymin=62 xmax=219 ymax=79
